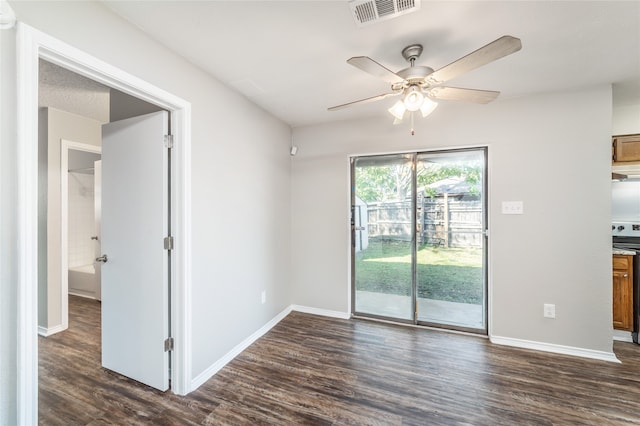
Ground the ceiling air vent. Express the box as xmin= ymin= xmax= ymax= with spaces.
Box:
xmin=349 ymin=0 xmax=421 ymax=27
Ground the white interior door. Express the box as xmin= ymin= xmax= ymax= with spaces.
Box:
xmin=101 ymin=111 xmax=170 ymax=391
xmin=94 ymin=159 xmax=102 ymax=301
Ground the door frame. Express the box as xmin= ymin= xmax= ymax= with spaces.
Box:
xmin=17 ymin=23 xmax=193 ymax=423
xmin=61 ymin=139 xmax=102 ymax=322
xmin=349 ymin=147 xmax=488 ymax=334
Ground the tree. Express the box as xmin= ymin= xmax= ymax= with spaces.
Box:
xmin=356 ymin=163 xmax=412 ymax=202
xmin=355 ymin=159 xmax=481 ymax=202
xmin=418 ymin=162 xmax=482 ymax=198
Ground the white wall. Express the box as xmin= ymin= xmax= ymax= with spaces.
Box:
xmin=291 ymin=86 xmax=614 ymax=354
xmin=38 ymin=107 xmax=101 ymax=333
xmin=67 ymin=170 xmax=97 ymax=268
xmin=0 ymin=21 xmax=18 ymax=426
xmin=613 ymin=82 xmax=640 ymax=135
xmin=613 ymin=104 xmax=640 ymax=135
xmin=7 ymin=0 xmax=292 ymax=403
xmin=613 ymin=103 xmax=640 ymax=136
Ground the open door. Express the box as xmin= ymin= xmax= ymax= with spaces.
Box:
xmin=100 ymin=111 xmax=170 ymax=391
xmin=94 ymin=159 xmax=102 ymax=301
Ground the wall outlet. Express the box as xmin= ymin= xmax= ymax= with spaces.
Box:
xmin=261 ymin=290 xmax=266 ymax=304
xmin=543 ymin=303 xmax=556 ymax=318
xmin=501 ymin=201 xmax=524 ymax=214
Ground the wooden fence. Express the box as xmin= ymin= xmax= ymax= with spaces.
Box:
xmin=366 ymin=194 xmax=483 ymax=247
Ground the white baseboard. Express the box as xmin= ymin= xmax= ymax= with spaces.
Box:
xmin=38 ymin=324 xmax=66 ymax=337
xmin=68 ymin=290 xmax=98 ymax=300
xmin=490 ymin=335 xmax=620 ymax=363
xmin=190 ymin=304 xmax=350 ymax=391
xmin=612 ymin=329 xmax=634 ymax=343
xmin=290 ymin=304 xmax=350 ymax=319
xmin=190 ymin=305 xmax=294 ymax=391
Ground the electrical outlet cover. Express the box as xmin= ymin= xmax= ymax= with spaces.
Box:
xmin=502 ymin=201 xmax=524 ymax=215
xmin=543 ymin=303 xmax=555 ymax=318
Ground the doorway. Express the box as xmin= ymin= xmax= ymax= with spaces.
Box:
xmin=351 ymin=147 xmax=488 ymax=334
xmin=39 ymin=66 xmax=172 ymax=393
xmin=62 ymin=141 xmax=102 ymax=307
xmin=17 ymin=23 xmax=192 ymax=422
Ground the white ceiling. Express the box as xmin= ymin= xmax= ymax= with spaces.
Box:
xmin=101 ymin=1 xmax=639 ymax=128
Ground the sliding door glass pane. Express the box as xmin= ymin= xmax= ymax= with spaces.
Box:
xmin=415 ymin=149 xmax=486 ymax=330
xmin=353 ymin=155 xmax=414 ymax=320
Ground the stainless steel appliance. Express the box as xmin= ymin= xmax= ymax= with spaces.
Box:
xmin=612 ymin=221 xmax=640 ymax=344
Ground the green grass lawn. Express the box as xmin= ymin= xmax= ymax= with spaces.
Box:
xmin=355 ymin=239 xmax=484 ymax=304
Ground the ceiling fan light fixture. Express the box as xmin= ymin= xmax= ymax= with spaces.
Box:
xmin=328 ymin=35 xmax=523 ymax=134
xmin=388 ymin=100 xmax=406 ymax=120
xmin=403 ymin=86 xmax=424 ymax=111
xmin=419 ymin=97 xmax=438 ymax=117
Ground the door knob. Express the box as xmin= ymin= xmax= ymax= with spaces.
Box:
xmin=96 ymin=254 xmax=108 ymax=263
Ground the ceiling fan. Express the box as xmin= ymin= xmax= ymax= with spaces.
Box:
xmin=328 ymin=35 xmax=522 ymax=129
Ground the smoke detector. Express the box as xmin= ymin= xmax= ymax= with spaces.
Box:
xmin=349 ymin=0 xmax=421 ymax=27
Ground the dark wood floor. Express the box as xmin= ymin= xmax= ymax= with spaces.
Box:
xmin=39 ymin=296 xmax=640 ymax=425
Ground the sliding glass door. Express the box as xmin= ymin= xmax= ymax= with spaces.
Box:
xmin=414 ymin=150 xmax=486 ymax=331
xmin=352 ymin=154 xmax=415 ymax=321
xmin=351 ymin=148 xmax=487 ymax=333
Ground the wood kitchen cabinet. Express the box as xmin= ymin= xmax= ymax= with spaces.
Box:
xmin=612 ymin=134 xmax=640 ymax=163
xmin=613 ymin=254 xmax=634 ymax=331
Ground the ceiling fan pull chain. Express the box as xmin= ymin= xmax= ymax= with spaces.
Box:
xmin=410 ymin=112 xmax=415 ymax=136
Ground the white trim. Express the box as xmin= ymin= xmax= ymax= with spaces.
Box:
xmin=60 ymin=139 xmax=101 ymax=334
xmin=291 ymin=304 xmax=351 ymax=320
xmin=37 ymin=324 xmax=66 ymax=337
xmin=490 ymin=335 xmax=621 ymax=363
xmin=190 ymin=304 xmax=349 ymax=391
xmin=17 ymin=23 xmax=193 ymax=422
xmin=190 ymin=305 xmax=294 ymax=391
xmin=612 ymin=329 xmax=633 ymax=343
xmin=169 ymin=105 xmax=193 ymax=396
xmin=67 ymin=291 xmax=98 ymax=300
xmin=346 ymin=157 xmax=353 ymax=316
xmin=17 ymin=22 xmax=39 ymax=426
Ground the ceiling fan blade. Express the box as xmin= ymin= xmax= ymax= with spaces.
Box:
xmin=427 ymin=35 xmax=522 ymax=85
xmin=347 ymin=56 xmax=403 ymax=84
xmin=327 ymin=92 xmax=400 ymax=111
xmin=429 ymin=87 xmax=500 ymax=104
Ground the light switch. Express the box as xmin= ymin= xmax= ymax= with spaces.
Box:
xmin=502 ymin=201 xmax=524 ymax=214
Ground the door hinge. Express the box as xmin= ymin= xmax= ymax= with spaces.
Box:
xmin=164 ymin=134 xmax=174 ymax=149
xmin=164 ymin=337 xmax=174 ymax=352
xmin=164 ymin=236 xmax=174 ymax=250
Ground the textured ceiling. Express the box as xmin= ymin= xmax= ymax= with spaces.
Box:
xmin=101 ymin=1 xmax=640 ymax=128
xmin=39 ymin=59 xmax=111 ymax=123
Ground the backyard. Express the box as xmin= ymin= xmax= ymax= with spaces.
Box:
xmin=355 ymin=239 xmax=484 ymax=304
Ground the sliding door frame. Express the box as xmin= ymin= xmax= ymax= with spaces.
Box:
xmin=350 ymin=147 xmax=488 ymax=335
xmin=350 ymin=154 xmax=417 ymax=325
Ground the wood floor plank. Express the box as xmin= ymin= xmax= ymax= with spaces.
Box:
xmin=39 ymin=296 xmax=640 ymax=425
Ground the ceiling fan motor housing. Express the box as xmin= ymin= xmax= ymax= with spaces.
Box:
xmin=401 ymin=44 xmax=423 ymax=63
xmin=393 ymin=66 xmax=435 ymax=91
